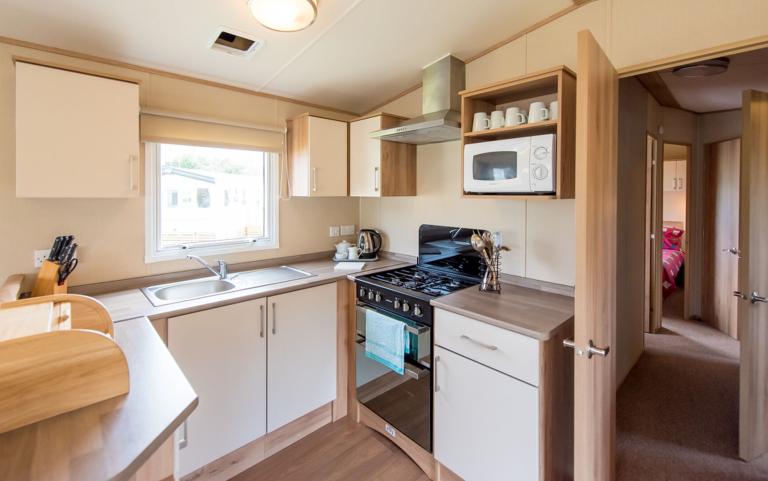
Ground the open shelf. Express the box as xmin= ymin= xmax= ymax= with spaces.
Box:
xmin=463 ymin=119 xmax=558 ymax=141
xmin=459 ymin=66 xmax=576 ymax=200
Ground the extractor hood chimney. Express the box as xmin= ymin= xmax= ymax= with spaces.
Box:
xmin=370 ymin=54 xmax=465 ymax=145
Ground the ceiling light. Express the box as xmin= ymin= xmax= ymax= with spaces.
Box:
xmin=248 ymin=0 xmax=318 ymax=32
xmin=672 ymin=57 xmax=729 ymax=78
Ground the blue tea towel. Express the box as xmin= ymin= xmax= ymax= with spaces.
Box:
xmin=365 ymin=310 xmax=406 ymax=375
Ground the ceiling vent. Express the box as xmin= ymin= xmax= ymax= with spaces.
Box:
xmin=210 ymin=27 xmax=264 ymax=58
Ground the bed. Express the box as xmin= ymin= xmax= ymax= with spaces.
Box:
xmin=662 ymin=226 xmax=685 ymax=297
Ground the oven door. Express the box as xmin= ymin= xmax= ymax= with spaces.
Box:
xmin=355 ymin=303 xmax=432 ymax=452
xmin=463 ymin=137 xmax=532 ymax=193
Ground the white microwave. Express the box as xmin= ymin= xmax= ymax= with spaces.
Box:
xmin=463 ymin=134 xmax=556 ymax=194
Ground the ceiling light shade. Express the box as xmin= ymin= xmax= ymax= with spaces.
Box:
xmin=672 ymin=57 xmax=730 ymax=78
xmin=248 ymin=0 xmax=318 ymax=32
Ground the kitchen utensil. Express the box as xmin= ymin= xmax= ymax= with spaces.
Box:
xmin=48 ymin=236 xmax=65 ymax=261
xmin=490 ymin=110 xmax=505 ymax=129
xmin=57 ymin=258 xmax=78 ymax=285
xmin=549 ymin=100 xmax=559 ymax=121
xmin=472 ymin=112 xmax=490 ymax=131
xmin=348 ymin=246 xmax=362 ymax=260
xmin=504 ymin=107 xmax=527 ymax=127
xmin=470 ymin=233 xmax=492 ymax=265
xmin=60 ymin=242 xmax=77 ymax=265
xmin=528 ymin=101 xmax=549 ymax=123
xmin=357 ymin=229 xmax=382 ymax=259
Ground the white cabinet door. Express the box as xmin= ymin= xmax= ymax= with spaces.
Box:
xmin=309 ymin=116 xmax=348 ymax=197
xmin=663 ymin=161 xmax=677 ymax=192
xmin=676 ymin=160 xmax=686 ymax=192
xmin=169 ymin=299 xmax=267 ymax=478
xmin=15 ymin=62 xmax=140 ymax=198
xmin=434 ymin=346 xmax=539 ymax=481
xmin=267 ymin=283 xmax=337 ymax=431
xmin=350 ymin=116 xmax=382 ymax=197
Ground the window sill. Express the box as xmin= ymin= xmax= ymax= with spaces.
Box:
xmin=145 ymin=239 xmax=279 ymax=263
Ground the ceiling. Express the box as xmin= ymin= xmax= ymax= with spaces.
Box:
xmin=0 ymin=0 xmax=571 ymax=114
xmin=656 ymin=47 xmax=768 ymax=113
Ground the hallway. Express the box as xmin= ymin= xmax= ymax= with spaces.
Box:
xmin=617 ymin=291 xmax=768 ymax=480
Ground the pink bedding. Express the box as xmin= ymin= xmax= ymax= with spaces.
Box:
xmin=662 ymin=248 xmax=685 ymax=297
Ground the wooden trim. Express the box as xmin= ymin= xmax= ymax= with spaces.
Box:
xmin=357 ymin=403 xmax=436 ymax=480
xmin=0 ymin=275 xmax=23 ymax=303
xmin=635 ymin=71 xmax=681 ymax=109
xmin=458 ymin=65 xmax=575 ymax=97
xmin=617 ymin=34 xmax=768 ymax=78
xmin=0 ymin=35 xmax=361 ymax=117
xmin=1 ymin=293 xmax=115 ymax=336
xmin=347 ymin=281 xmax=359 ymax=417
xmin=12 ymin=55 xmax=144 ymax=85
xmin=333 ymin=280 xmax=349 ymax=421
xmin=350 ymin=111 xmax=410 ymax=122
xmin=288 ymin=111 xmax=351 ymax=123
xmin=364 ymin=83 xmax=424 ymax=116
xmin=181 ymin=403 xmax=333 ymax=481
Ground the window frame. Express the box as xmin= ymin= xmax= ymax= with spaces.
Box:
xmin=144 ymin=142 xmax=279 ymax=263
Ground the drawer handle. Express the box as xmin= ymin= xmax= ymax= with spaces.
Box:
xmin=460 ymin=334 xmax=498 ymax=351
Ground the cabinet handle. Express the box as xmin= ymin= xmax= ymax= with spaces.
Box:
xmin=178 ymin=420 xmax=188 ymax=449
xmin=460 ymin=334 xmax=498 ymax=351
xmin=129 ymin=154 xmax=138 ymax=192
xmin=312 ymin=167 xmax=317 ymax=192
xmin=673 ymin=177 xmax=678 ymax=190
xmin=260 ymin=305 xmax=265 ymax=338
xmin=272 ymin=302 xmax=277 ymax=335
xmin=374 ymin=166 xmax=380 ymax=192
xmin=434 ymin=355 xmax=440 ymax=392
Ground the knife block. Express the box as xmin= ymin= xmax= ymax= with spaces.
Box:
xmin=31 ymin=260 xmax=67 ymax=297
xmin=0 ymin=294 xmax=128 ymax=434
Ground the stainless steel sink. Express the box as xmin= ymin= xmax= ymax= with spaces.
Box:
xmin=142 ymin=266 xmax=313 ymax=306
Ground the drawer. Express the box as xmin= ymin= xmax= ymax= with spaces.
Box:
xmin=434 ymin=308 xmax=540 ymax=386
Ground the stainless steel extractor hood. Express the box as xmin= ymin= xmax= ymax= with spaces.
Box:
xmin=370 ymin=54 xmax=465 ymax=145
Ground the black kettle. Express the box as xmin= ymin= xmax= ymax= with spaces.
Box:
xmin=357 ymin=229 xmax=382 ymax=259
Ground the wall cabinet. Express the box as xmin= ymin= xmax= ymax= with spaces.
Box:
xmin=288 ymin=113 xmax=348 ymax=197
xmin=168 ymin=283 xmax=337 ymax=478
xmin=663 ymin=160 xmax=686 ymax=192
xmin=15 ymin=61 xmax=140 ymax=198
xmin=168 ymin=299 xmax=267 ymax=478
xmin=349 ymin=114 xmax=416 ymax=197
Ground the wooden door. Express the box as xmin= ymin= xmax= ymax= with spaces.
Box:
xmin=168 ymin=299 xmax=267 ymax=477
xmin=309 ymin=116 xmax=348 ymax=197
xmin=573 ymin=30 xmax=618 ymax=481
xmin=434 ymin=346 xmax=539 ymax=481
xmin=267 ymin=283 xmax=337 ymax=432
xmin=350 ymin=116 xmax=382 ymax=197
xmin=738 ymin=89 xmax=768 ymax=461
xmin=704 ymin=139 xmax=740 ymax=338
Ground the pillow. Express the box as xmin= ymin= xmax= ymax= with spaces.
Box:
xmin=663 ymin=227 xmax=684 ymax=250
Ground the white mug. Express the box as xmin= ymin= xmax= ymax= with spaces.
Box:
xmin=504 ymin=107 xmax=527 ymax=127
xmin=490 ymin=110 xmax=505 ymax=129
xmin=528 ymin=101 xmax=549 ymax=123
xmin=472 ymin=112 xmax=490 ymax=131
xmin=549 ymin=101 xmax=559 ymax=121
xmin=348 ymin=246 xmax=361 ymax=260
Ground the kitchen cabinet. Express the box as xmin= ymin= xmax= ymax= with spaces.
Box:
xmin=167 ymin=283 xmax=338 ymax=477
xmin=15 ymin=61 xmax=140 ymax=198
xmin=663 ymin=160 xmax=686 ymax=192
xmin=349 ymin=113 xmax=416 ymax=196
xmin=434 ymin=346 xmax=539 ymax=481
xmin=168 ymin=298 xmax=267 ymax=478
xmin=288 ymin=113 xmax=348 ymax=197
xmin=267 ymin=282 xmax=337 ymax=431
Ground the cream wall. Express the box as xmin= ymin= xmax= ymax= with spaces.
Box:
xmin=0 ymin=43 xmax=359 ymax=287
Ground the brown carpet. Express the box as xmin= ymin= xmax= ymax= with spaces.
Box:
xmin=617 ymin=290 xmax=768 ymax=480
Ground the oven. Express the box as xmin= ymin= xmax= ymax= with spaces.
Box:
xmin=355 ymin=302 xmax=433 ymax=452
xmin=463 ymin=134 xmax=555 ymax=194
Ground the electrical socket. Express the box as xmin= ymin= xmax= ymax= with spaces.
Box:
xmin=34 ymin=249 xmax=51 ymax=268
xmin=329 ymin=226 xmax=340 ymax=237
xmin=340 ymin=224 xmax=356 ymax=236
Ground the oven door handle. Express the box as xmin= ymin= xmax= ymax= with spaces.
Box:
xmin=356 ymin=339 xmax=429 ymax=380
xmin=355 ymin=304 xmax=430 ymax=335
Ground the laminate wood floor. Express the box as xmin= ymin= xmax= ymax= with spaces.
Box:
xmin=231 ymin=417 xmax=431 ymax=481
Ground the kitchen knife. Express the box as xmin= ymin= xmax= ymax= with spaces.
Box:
xmin=54 ymin=235 xmax=74 ymax=262
xmin=48 ymin=236 xmax=65 ymax=262
xmin=60 ymin=242 xmax=78 ymax=265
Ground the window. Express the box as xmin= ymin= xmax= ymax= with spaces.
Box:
xmin=145 ymin=142 xmax=278 ymax=262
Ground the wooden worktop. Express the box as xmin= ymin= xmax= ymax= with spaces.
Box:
xmin=431 ymin=282 xmax=574 ymax=340
xmin=93 ymin=256 xmax=407 ymax=322
xmin=0 ymin=317 xmax=198 ymax=481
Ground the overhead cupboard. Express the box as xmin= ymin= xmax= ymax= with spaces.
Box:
xmin=14 ymin=61 xmax=140 ymax=198
xmin=287 ymin=113 xmax=349 ymax=197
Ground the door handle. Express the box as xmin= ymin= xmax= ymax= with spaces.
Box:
xmin=563 ymin=338 xmax=610 ymax=359
xmin=271 ymin=302 xmax=277 ymax=334
xmin=722 ymin=247 xmax=742 ymax=258
xmin=259 ymin=304 xmax=265 ymax=338
xmin=433 ymin=355 xmax=440 ymax=392
xmin=733 ymin=290 xmax=748 ymax=300
xmin=751 ymin=292 xmax=768 ymax=304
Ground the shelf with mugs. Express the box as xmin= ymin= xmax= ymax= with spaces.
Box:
xmin=459 ymin=66 xmax=576 ymax=200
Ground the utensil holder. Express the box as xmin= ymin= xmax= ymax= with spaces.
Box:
xmin=480 ymin=248 xmax=502 ymax=293
xmin=31 ymin=260 xmax=67 ymax=297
